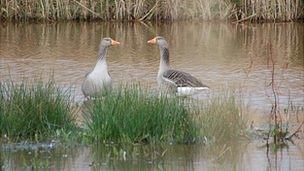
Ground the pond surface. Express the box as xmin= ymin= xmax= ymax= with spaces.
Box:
xmin=0 ymin=22 xmax=303 ymax=107
xmin=0 ymin=22 xmax=304 ymax=170
xmin=1 ymin=141 xmax=304 ymax=170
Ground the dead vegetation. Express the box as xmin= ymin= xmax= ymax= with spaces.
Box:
xmin=0 ymin=0 xmax=303 ymax=21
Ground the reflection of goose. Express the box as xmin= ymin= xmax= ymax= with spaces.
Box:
xmin=82 ymin=37 xmax=120 ymax=98
xmin=147 ymin=36 xmax=209 ymax=95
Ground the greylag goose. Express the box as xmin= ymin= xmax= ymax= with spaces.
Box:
xmin=82 ymin=37 xmax=120 ymax=98
xmin=147 ymin=36 xmax=209 ymax=95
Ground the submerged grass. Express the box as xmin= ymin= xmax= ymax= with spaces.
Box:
xmin=0 ymin=79 xmax=77 ymax=142
xmin=83 ymin=85 xmax=200 ymax=145
xmin=197 ymin=92 xmax=247 ymax=144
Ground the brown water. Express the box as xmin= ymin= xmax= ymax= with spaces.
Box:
xmin=1 ymin=22 xmax=303 ymax=107
xmin=0 ymin=22 xmax=304 ymax=170
xmin=1 ymin=141 xmax=304 ymax=170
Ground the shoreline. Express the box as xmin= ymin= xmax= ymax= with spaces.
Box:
xmin=1 ymin=0 xmax=303 ymax=23
xmin=0 ymin=19 xmax=303 ymax=25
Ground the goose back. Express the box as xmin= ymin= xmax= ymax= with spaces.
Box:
xmin=162 ymin=69 xmax=208 ymax=88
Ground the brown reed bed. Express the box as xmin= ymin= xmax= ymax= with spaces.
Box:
xmin=231 ymin=0 xmax=304 ymax=22
xmin=0 ymin=0 xmax=303 ymax=22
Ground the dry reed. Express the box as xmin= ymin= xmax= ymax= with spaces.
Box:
xmin=0 ymin=0 xmax=302 ymax=21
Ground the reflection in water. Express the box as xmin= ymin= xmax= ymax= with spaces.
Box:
xmin=0 ymin=22 xmax=303 ymax=170
xmin=1 ymin=141 xmax=304 ymax=170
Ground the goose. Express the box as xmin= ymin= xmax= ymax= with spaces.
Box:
xmin=82 ymin=37 xmax=120 ymax=98
xmin=147 ymin=36 xmax=209 ymax=96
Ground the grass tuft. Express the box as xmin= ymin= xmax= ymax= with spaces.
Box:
xmin=0 ymin=79 xmax=77 ymax=142
xmin=197 ymin=92 xmax=247 ymax=144
xmin=0 ymin=79 xmax=246 ymax=147
xmin=83 ymin=85 xmax=200 ymax=145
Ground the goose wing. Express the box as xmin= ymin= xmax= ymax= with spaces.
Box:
xmin=162 ymin=69 xmax=208 ymax=87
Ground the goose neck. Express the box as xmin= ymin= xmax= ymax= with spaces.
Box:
xmin=94 ymin=46 xmax=108 ymax=72
xmin=98 ymin=45 xmax=108 ymax=61
xmin=159 ymin=46 xmax=170 ymax=71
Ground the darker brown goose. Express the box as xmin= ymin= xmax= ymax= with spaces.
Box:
xmin=163 ymin=69 xmax=207 ymax=87
xmin=148 ymin=36 xmax=209 ymax=89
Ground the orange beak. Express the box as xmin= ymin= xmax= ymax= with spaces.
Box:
xmin=111 ymin=39 xmax=120 ymax=45
xmin=147 ymin=37 xmax=157 ymax=44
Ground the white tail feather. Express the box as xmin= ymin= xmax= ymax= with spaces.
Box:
xmin=177 ymin=87 xmax=210 ymax=96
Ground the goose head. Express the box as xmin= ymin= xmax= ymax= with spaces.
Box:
xmin=148 ymin=36 xmax=170 ymax=68
xmin=100 ymin=37 xmax=120 ymax=48
xmin=147 ymin=36 xmax=168 ymax=48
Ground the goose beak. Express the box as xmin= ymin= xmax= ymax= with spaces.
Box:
xmin=111 ymin=39 xmax=120 ymax=45
xmin=147 ymin=37 xmax=157 ymax=44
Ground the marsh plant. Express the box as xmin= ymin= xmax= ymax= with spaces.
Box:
xmin=0 ymin=0 xmax=302 ymax=21
xmin=83 ymin=85 xmax=200 ymax=145
xmin=83 ymin=85 xmax=246 ymax=146
xmin=198 ymin=92 xmax=247 ymax=144
xmin=0 ymin=79 xmax=77 ymax=141
xmin=0 ymin=78 xmax=246 ymax=148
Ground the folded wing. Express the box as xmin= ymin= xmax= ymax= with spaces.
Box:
xmin=162 ymin=69 xmax=208 ymax=88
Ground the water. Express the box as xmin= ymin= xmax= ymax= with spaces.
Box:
xmin=0 ymin=22 xmax=303 ymax=107
xmin=0 ymin=22 xmax=304 ymax=170
xmin=1 ymin=141 xmax=304 ymax=170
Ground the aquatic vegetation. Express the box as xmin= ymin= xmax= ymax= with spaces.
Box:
xmin=0 ymin=77 xmax=246 ymax=147
xmin=0 ymin=0 xmax=302 ymax=21
xmin=264 ymin=43 xmax=304 ymax=148
xmin=83 ymin=85 xmax=200 ymax=144
xmin=0 ymin=80 xmax=77 ymax=141
xmin=197 ymin=92 xmax=247 ymax=144
xmin=82 ymin=85 xmax=247 ymax=145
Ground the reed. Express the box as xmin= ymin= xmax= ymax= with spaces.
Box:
xmin=0 ymin=0 xmax=302 ymax=21
xmin=0 ymin=79 xmax=77 ymax=141
xmin=231 ymin=0 xmax=304 ymax=22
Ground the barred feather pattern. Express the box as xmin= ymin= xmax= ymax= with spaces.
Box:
xmin=162 ymin=69 xmax=208 ymax=88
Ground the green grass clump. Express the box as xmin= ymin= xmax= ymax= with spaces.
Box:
xmin=0 ymin=78 xmax=246 ymax=147
xmin=0 ymin=80 xmax=76 ymax=141
xmin=83 ymin=85 xmax=199 ymax=144
xmin=198 ymin=92 xmax=247 ymax=144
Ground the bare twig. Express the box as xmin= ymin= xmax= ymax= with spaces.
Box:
xmin=233 ymin=13 xmax=256 ymax=23
xmin=139 ymin=2 xmax=158 ymax=21
xmin=285 ymin=121 xmax=304 ymax=140
xmin=212 ymin=145 xmax=231 ymax=161
xmin=73 ymin=0 xmax=101 ymax=18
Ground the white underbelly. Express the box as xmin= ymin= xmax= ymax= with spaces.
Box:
xmin=82 ymin=72 xmax=112 ymax=97
xmin=176 ymin=87 xmax=210 ymax=96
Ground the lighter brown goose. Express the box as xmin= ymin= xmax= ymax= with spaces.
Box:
xmin=82 ymin=37 xmax=120 ymax=98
